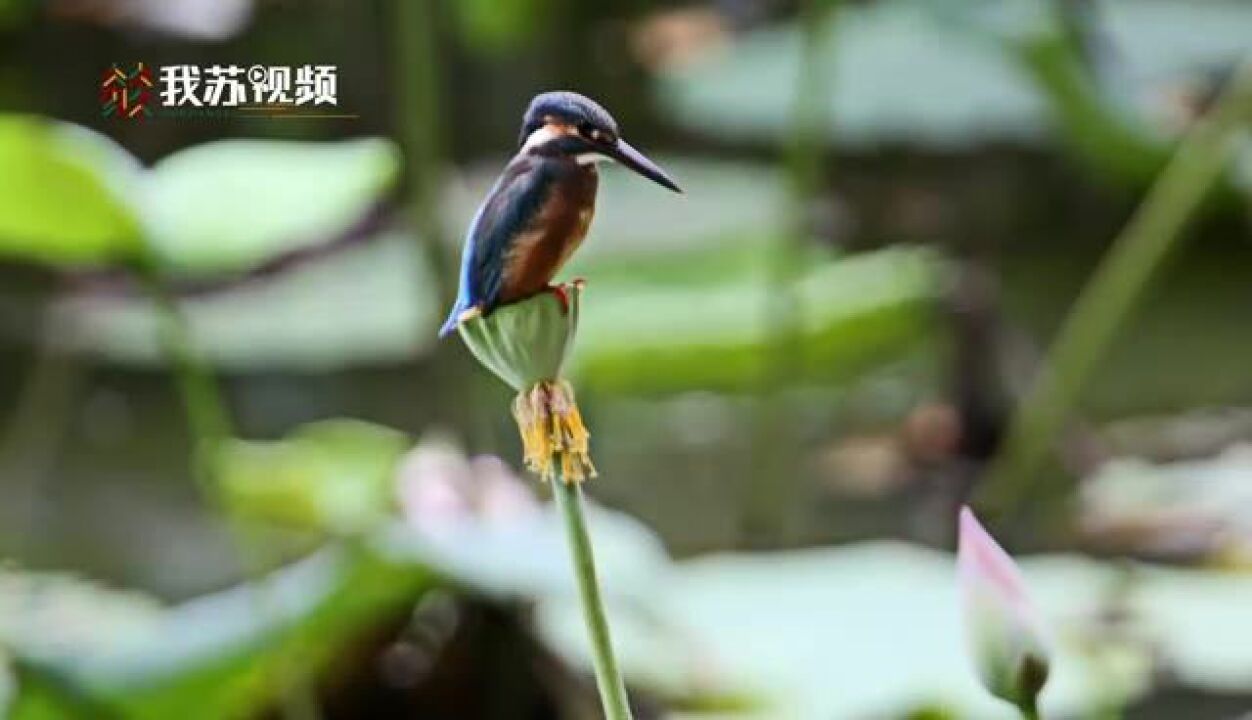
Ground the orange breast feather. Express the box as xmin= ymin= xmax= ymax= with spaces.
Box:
xmin=498 ymin=167 xmax=598 ymax=304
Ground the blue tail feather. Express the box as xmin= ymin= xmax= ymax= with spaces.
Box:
xmin=438 ymin=303 xmax=464 ymax=338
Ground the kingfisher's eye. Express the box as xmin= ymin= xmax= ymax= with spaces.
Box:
xmin=578 ymin=122 xmax=599 ymax=140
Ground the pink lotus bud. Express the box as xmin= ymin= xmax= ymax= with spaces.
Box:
xmin=395 ymin=441 xmax=475 ymax=531
xmin=395 ymin=439 xmax=539 ymax=536
xmin=958 ymin=506 xmax=1050 ymax=715
xmin=470 ymin=456 xmax=541 ymax=520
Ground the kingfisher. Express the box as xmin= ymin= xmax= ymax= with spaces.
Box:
xmin=439 ymin=91 xmax=682 ymax=337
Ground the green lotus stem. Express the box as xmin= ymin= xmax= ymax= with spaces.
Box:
xmin=1019 ymin=697 xmax=1041 ymax=720
xmin=981 ymin=54 xmax=1252 ymax=516
xmin=552 ymin=476 xmax=633 ymax=720
xmin=394 ymin=0 xmax=456 ymax=311
xmin=745 ymin=0 xmax=838 ymax=546
xmin=138 ymin=265 xmax=322 ymax=720
xmin=141 ymin=273 xmax=231 ymax=494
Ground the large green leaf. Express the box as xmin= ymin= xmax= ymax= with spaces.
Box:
xmin=219 ymin=426 xmax=674 ymax=606
xmin=51 ymin=230 xmax=438 ymax=370
xmin=657 ymin=546 xmax=1141 ymax=719
xmin=3 ymin=430 xmax=676 ymax=715
xmin=655 ymin=0 xmax=1048 ymax=148
xmin=537 ymin=541 xmax=1252 ymax=718
xmin=0 ymin=117 xmax=400 ymax=277
xmin=573 ymin=246 xmax=942 ymax=395
xmin=2 ymin=417 xmax=427 ymax=717
xmin=378 ymin=503 xmax=670 ymax=605
xmin=0 ymin=117 xmax=143 ymax=266
xmin=144 ymin=138 xmax=400 ymax=276
xmin=655 ymin=0 xmax=1252 ymax=153
xmin=219 ymin=419 xmax=411 ymax=534
xmin=48 ymin=155 xmax=935 ymax=391
xmin=6 ymin=547 xmax=429 ymax=720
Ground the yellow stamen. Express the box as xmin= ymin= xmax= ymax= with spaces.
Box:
xmin=511 ymin=379 xmax=597 ymax=484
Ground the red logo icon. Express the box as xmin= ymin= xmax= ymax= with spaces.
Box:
xmin=100 ymin=62 xmax=154 ymax=119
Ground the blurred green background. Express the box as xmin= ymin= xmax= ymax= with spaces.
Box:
xmin=1 ymin=0 xmax=1251 ymax=717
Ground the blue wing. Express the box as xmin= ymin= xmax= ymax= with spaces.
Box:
xmin=439 ymin=155 xmax=557 ymax=337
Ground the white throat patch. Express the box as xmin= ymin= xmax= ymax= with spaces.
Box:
xmin=575 ymin=152 xmax=611 ymax=165
xmin=522 ymin=124 xmax=613 ymax=165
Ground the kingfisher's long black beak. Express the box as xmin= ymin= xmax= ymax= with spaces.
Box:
xmin=604 ymin=138 xmax=682 ymax=193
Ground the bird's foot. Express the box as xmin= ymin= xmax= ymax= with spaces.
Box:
xmin=548 ymin=284 xmax=570 ymax=314
xmin=548 ymin=279 xmax=585 ymax=314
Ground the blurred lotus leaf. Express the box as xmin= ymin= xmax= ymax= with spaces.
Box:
xmin=574 ymin=246 xmax=942 ymax=395
xmin=538 ymin=542 xmax=1252 ymax=717
xmin=1081 ymin=444 xmax=1252 ymax=561
xmin=56 ymin=158 xmax=935 ymax=389
xmin=0 ymin=117 xmax=143 ymax=266
xmin=0 ymin=568 xmax=164 ymax=661
xmin=144 ymin=138 xmax=399 ymax=277
xmin=60 ymin=157 xmax=781 ymax=372
xmin=537 ymin=590 xmax=759 ymax=711
xmin=0 ymin=117 xmax=400 ymax=278
xmin=986 ymin=0 xmax=1252 ymax=83
xmin=219 ymin=419 xmax=410 ymax=534
xmin=1129 ymin=563 xmax=1252 ymax=693
xmin=380 ymin=499 xmax=671 ymax=603
xmin=0 ymin=435 xmax=676 ymax=716
xmin=380 ymin=440 xmax=671 ymax=604
xmin=4 ymin=547 xmax=428 ymax=720
xmin=52 ymin=230 xmax=437 ymax=370
xmin=656 ymin=0 xmax=1252 ymax=159
xmin=655 ymin=0 xmax=1048 ymax=148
